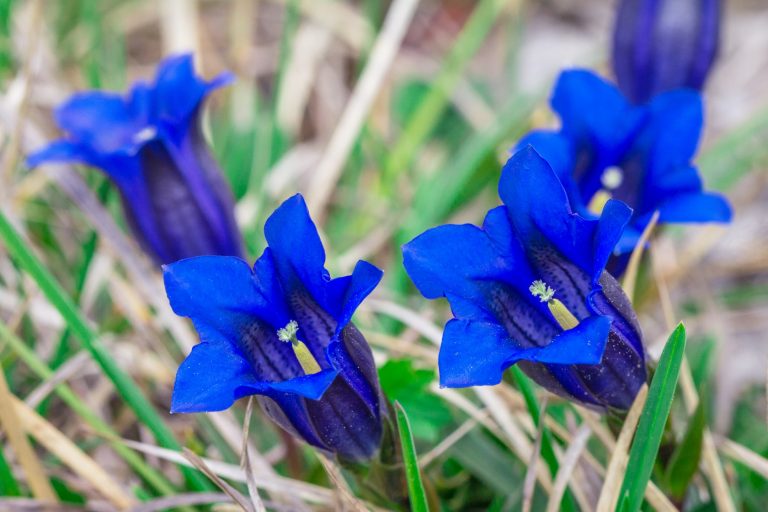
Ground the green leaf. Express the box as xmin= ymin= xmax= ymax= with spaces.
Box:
xmin=379 ymin=359 xmax=452 ymax=441
xmin=664 ymin=397 xmax=706 ymax=500
xmin=395 ymin=401 xmax=429 ymax=512
xmin=618 ymin=323 xmax=687 ymax=512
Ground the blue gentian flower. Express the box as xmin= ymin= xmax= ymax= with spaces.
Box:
xmin=403 ymin=147 xmax=646 ymax=411
xmin=518 ymin=69 xmax=731 ymax=261
xmin=27 ymin=54 xmax=243 ymax=265
xmin=163 ymin=194 xmax=386 ymax=462
xmin=613 ymin=0 xmax=720 ymax=104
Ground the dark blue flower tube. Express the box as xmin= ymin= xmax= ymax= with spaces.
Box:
xmin=403 ymin=147 xmax=646 ymax=412
xmin=518 ymin=70 xmax=731 ymax=271
xmin=613 ymin=0 xmax=720 ymax=103
xmin=27 ymin=54 xmax=243 ymax=265
xmin=163 ymin=194 xmax=386 ymax=463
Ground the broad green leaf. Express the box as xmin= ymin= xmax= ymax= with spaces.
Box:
xmin=395 ymin=401 xmax=429 ymax=512
xmin=379 ymin=359 xmax=452 ymax=441
xmin=618 ymin=323 xmax=687 ymax=512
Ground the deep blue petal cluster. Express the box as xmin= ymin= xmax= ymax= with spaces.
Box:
xmin=403 ymin=147 xmax=646 ymax=411
xmin=27 ymin=54 xmax=243 ymax=264
xmin=164 ymin=194 xmax=385 ymax=462
xmin=613 ymin=0 xmax=720 ymax=104
xmin=518 ymin=69 xmax=731 ymax=264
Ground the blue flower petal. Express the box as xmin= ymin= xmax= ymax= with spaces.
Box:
xmin=481 ymin=206 xmax=516 ymax=253
xmin=552 ymin=70 xmax=641 ymax=152
xmin=592 ymin=199 xmax=633 ymax=278
xmin=515 ymin=131 xmax=574 ymax=182
xmin=498 ymin=146 xmax=599 ymax=275
xmin=326 ymin=326 xmax=381 ymax=415
xmin=54 ymin=92 xmax=149 ymax=154
xmin=516 ymin=131 xmax=584 ymax=212
xmin=644 ymin=90 xmax=703 ymax=174
xmin=438 ymin=316 xmax=611 ymax=387
xmin=264 ymin=194 xmax=328 ymax=297
xmin=163 ymin=256 xmax=263 ymax=342
xmin=269 ymin=369 xmax=339 ymax=399
xmin=326 ymin=260 xmax=383 ymax=328
xmin=653 ymin=192 xmax=732 ymax=224
xmin=614 ymin=227 xmax=643 ymax=256
xmin=26 ymin=141 xmax=87 ymax=168
xmin=171 ymin=342 xmax=338 ymax=413
xmin=153 ymin=54 xmax=234 ymax=126
xmin=304 ymin=378 xmax=383 ymax=461
xmin=171 ymin=341 xmax=266 ymax=413
xmin=402 ymin=222 xmax=528 ymax=314
xmin=650 ymin=165 xmax=703 ymax=195
xmin=252 ymin=249 xmax=293 ymax=325
xmin=438 ymin=319 xmax=516 ymax=387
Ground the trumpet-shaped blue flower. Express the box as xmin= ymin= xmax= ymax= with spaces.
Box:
xmin=403 ymin=147 xmax=646 ymax=411
xmin=613 ymin=0 xmax=720 ymax=104
xmin=518 ymin=70 xmax=731 ymax=262
xmin=27 ymin=54 xmax=243 ymax=264
xmin=164 ymin=194 xmax=385 ymax=462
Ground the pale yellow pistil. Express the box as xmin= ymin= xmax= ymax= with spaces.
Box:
xmin=529 ymin=280 xmax=579 ymax=330
xmin=277 ymin=320 xmax=322 ymax=375
xmin=587 ymin=166 xmax=624 ymax=215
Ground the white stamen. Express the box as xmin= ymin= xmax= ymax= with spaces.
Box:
xmin=529 ymin=280 xmax=555 ymax=303
xmin=601 ymin=166 xmax=623 ymax=190
xmin=277 ymin=320 xmax=299 ymax=343
xmin=133 ymin=126 xmax=158 ymax=144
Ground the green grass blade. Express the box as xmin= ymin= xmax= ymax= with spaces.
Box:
xmin=384 ymin=0 xmax=508 ymax=182
xmin=0 ymin=320 xmax=177 ymax=498
xmin=0 ymin=210 xmax=211 ymax=492
xmin=699 ymin=106 xmax=768 ymax=191
xmin=618 ymin=323 xmax=687 ymax=512
xmin=400 ymin=93 xmax=536 ymax=242
xmin=268 ymin=0 xmax=299 ymax=167
xmin=395 ymin=401 xmax=429 ymax=512
xmin=0 ymin=440 xmax=21 ymax=496
xmin=663 ymin=398 xmax=705 ymax=500
xmin=42 ymin=180 xmax=111 ymax=417
xmin=510 ymin=367 xmax=577 ymax=512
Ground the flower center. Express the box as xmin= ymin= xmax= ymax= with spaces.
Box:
xmin=529 ymin=280 xmax=580 ymax=330
xmin=587 ymin=166 xmax=624 ymax=215
xmin=133 ymin=126 xmax=158 ymax=144
xmin=277 ymin=320 xmax=322 ymax=375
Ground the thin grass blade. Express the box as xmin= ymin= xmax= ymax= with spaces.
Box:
xmin=618 ymin=323 xmax=687 ymax=512
xmin=0 ymin=211 xmax=210 ymax=491
xmin=395 ymin=401 xmax=429 ymax=512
